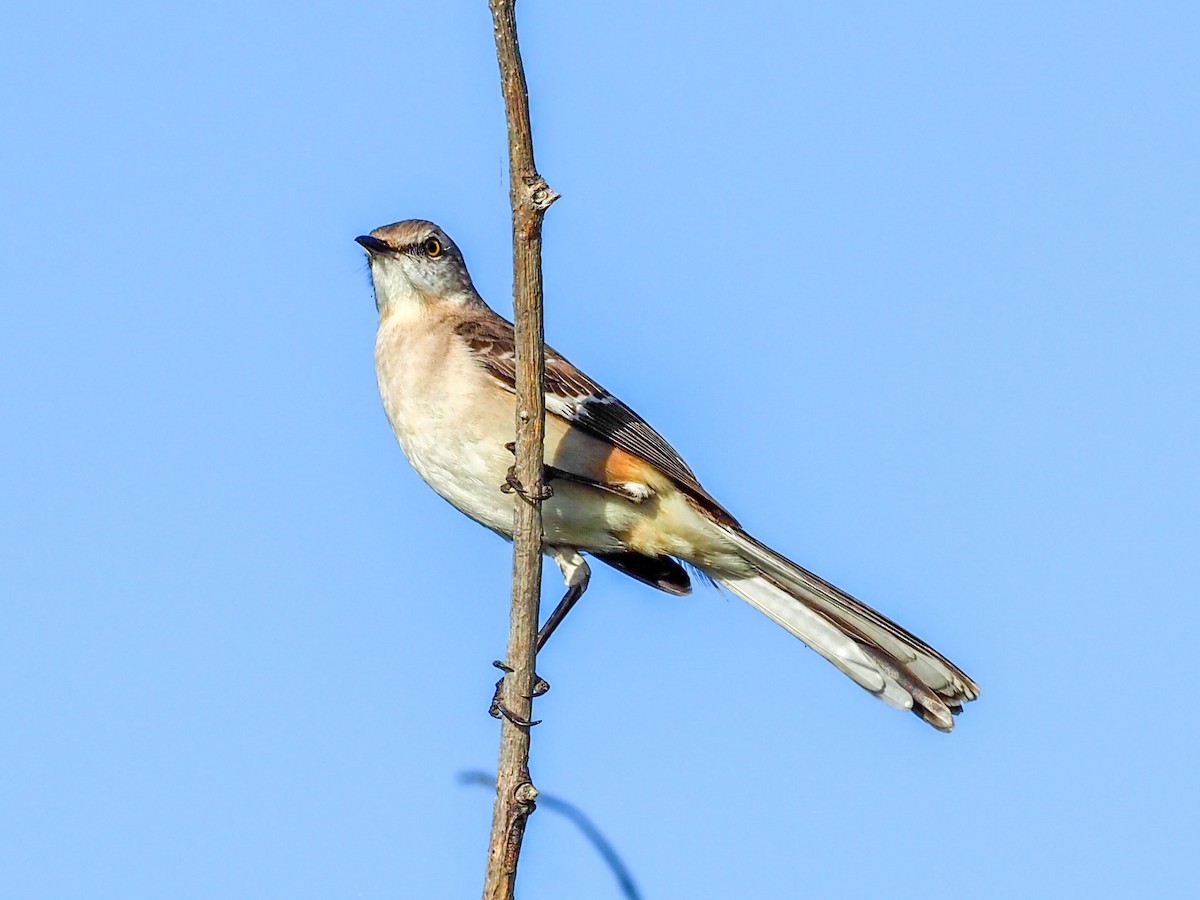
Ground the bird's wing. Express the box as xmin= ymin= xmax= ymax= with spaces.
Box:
xmin=455 ymin=315 xmax=737 ymax=526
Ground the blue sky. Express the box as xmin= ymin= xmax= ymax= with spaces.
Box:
xmin=3 ymin=2 xmax=1198 ymax=897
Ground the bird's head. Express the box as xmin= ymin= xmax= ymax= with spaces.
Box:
xmin=356 ymin=220 xmax=479 ymax=318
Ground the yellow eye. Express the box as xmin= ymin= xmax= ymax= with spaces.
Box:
xmin=423 ymin=236 xmax=443 ymax=258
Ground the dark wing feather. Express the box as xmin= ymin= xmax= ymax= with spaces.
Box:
xmin=456 ymin=315 xmax=737 ymax=525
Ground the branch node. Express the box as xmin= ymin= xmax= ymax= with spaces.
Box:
xmin=524 ymin=175 xmax=560 ymax=211
xmin=514 ymin=781 xmax=539 ymax=805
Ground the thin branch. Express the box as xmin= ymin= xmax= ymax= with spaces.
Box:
xmin=464 ymin=772 xmax=644 ymax=900
xmin=482 ymin=2 xmax=559 ymax=899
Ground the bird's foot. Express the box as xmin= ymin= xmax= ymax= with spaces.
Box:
xmin=501 ymin=466 xmax=553 ymax=503
xmin=488 ymin=660 xmax=548 ymax=727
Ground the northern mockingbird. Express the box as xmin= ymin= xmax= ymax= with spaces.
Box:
xmin=357 ymin=219 xmax=979 ymax=731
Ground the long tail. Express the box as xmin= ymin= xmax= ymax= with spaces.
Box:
xmin=703 ymin=529 xmax=979 ymax=732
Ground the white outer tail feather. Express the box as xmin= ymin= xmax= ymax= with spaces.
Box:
xmin=715 ymin=573 xmax=916 ymax=712
xmin=703 ymin=528 xmax=978 ymax=732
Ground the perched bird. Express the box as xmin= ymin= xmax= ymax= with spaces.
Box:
xmin=358 ymin=219 xmax=979 ymax=731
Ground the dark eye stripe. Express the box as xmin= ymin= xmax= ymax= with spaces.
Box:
xmin=399 ymin=238 xmax=443 ymax=257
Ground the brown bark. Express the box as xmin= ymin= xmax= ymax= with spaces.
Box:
xmin=482 ymin=2 xmax=559 ymax=898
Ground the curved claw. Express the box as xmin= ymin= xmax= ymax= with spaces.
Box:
xmin=493 ymin=701 xmax=541 ymax=728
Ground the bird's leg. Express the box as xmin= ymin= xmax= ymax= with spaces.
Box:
xmin=489 ymin=549 xmax=591 ymax=722
xmin=535 ymin=569 xmax=589 ymax=654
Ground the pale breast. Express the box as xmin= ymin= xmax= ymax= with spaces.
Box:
xmin=375 ymin=313 xmax=518 ymax=534
xmin=372 ymin=311 xmax=676 ymax=553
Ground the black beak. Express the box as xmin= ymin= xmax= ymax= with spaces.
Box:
xmin=355 ymin=235 xmax=391 ymax=255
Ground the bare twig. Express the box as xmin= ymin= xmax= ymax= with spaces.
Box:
xmin=464 ymin=772 xmax=644 ymax=900
xmin=482 ymin=2 xmax=559 ymax=899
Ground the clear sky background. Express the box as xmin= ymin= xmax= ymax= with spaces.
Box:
xmin=3 ymin=3 xmax=1198 ymax=898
